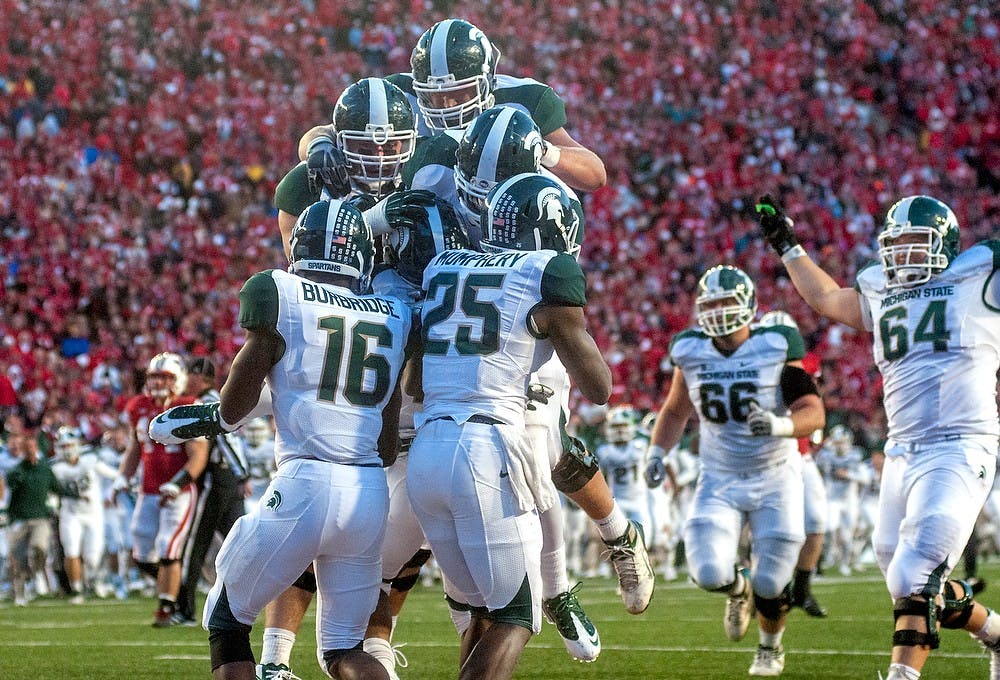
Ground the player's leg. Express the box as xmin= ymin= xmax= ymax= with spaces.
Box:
xmin=153 ymin=484 xmax=197 ymax=626
xmin=59 ymin=513 xmax=84 ymax=600
xmin=683 ymin=476 xmax=747 ymax=640
xmin=206 ymin=466 xmax=327 ymax=680
xmin=315 ymin=464 xmax=389 ymax=680
xmin=794 ymin=456 xmax=828 ymax=616
xmin=745 ymin=463 xmax=804 ymax=677
xmin=177 ymin=474 xmax=217 ymax=622
xmin=880 ymin=440 xmax=996 ymax=678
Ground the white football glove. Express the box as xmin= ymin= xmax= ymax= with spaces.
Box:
xmin=644 ymin=444 xmax=668 ymax=487
xmin=106 ymin=475 xmax=130 ymax=506
xmin=158 ymin=482 xmax=181 ymax=501
xmin=747 ymin=402 xmax=795 ymax=437
xmin=149 ymin=402 xmax=237 ymax=445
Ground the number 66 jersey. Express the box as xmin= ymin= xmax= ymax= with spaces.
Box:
xmin=855 ymin=241 xmax=1000 ymax=443
xmin=669 ymin=323 xmax=806 ymax=474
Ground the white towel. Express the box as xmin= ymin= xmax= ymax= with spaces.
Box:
xmin=496 ymin=423 xmax=557 ymax=514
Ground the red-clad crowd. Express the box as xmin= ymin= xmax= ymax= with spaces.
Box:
xmin=1 ymin=0 xmax=998 ymax=445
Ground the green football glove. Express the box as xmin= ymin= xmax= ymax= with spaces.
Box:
xmin=755 ymin=194 xmax=799 ymax=257
xmin=148 ymin=402 xmax=236 ymax=445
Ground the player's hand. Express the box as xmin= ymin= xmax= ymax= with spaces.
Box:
xmin=747 ymin=402 xmax=794 ymax=437
xmin=364 ymin=189 xmax=438 ymax=236
xmin=755 ymin=194 xmax=799 ymax=257
xmin=525 ymin=383 xmax=555 ymax=411
xmin=149 ymin=402 xmax=236 ymax=445
xmin=158 ymin=482 xmax=180 ymax=507
xmin=306 ymin=135 xmax=351 ymax=198
xmin=106 ymin=475 xmax=129 ymax=507
xmin=644 ymin=456 xmax=667 ymax=488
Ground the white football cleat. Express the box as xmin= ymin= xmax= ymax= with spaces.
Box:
xmin=601 ymin=521 xmax=654 ymax=614
xmin=542 ymin=583 xmax=601 ymax=662
xmin=725 ymin=567 xmax=753 ymax=642
xmin=748 ymin=645 xmax=785 ymax=676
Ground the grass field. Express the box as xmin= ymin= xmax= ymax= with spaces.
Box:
xmin=3 ymin=565 xmax=998 ymax=679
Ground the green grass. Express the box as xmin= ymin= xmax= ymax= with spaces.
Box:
xmin=2 ymin=565 xmax=997 ymax=679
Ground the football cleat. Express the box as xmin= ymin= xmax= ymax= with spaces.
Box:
xmin=748 ymin=645 xmax=785 ymax=676
xmin=256 ymin=663 xmax=302 ymax=680
xmin=601 ymin=520 xmax=655 ymax=614
xmin=799 ymin=595 xmax=828 ymax=618
xmin=152 ymin=605 xmax=175 ymax=628
xmin=170 ymin=611 xmax=198 ymax=627
xmin=542 ymin=583 xmax=601 ymax=662
xmin=725 ymin=567 xmax=753 ymax=642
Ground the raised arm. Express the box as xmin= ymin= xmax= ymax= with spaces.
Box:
xmin=755 ymin=195 xmax=866 ymax=331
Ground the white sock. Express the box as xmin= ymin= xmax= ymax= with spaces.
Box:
xmin=260 ymin=627 xmax=296 ymax=666
xmin=595 ymin=503 xmax=629 ymax=542
xmin=540 ymin=548 xmax=569 ymax=600
xmin=363 ymin=637 xmax=395 ymax=675
xmin=974 ymin=608 xmax=1000 ymax=645
xmin=729 ymin=568 xmax=748 ymax=596
xmin=759 ymin=628 xmax=784 ymax=649
xmin=887 ymin=663 xmax=921 ymax=680
xmin=390 ymin=615 xmax=398 ymax=641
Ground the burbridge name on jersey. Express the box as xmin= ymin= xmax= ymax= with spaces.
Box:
xmin=879 ymin=284 xmax=955 ymax=308
xmin=432 ymin=250 xmax=529 ymax=268
xmin=300 ymin=280 xmax=401 ymax=318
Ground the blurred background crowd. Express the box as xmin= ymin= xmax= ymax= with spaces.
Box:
xmin=1 ymin=0 xmax=998 ymax=453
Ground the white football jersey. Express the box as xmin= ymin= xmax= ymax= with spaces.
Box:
xmin=418 ymin=249 xmax=587 ymax=427
xmin=238 ymin=269 xmax=412 ymax=467
xmin=856 ymin=241 xmax=1000 ymax=442
xmin=815 ymin=445 xmax=866 ymax=501
xmin=52 ymin=452 xmax=115 ymax=516
xmin=597 ymin=439 xmax=648 ymax=503
xmin=670 ymin=325 xmax=804 ymax=473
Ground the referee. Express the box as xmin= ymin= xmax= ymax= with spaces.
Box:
xmin=173 ymin=357 xmax=250 ymax=625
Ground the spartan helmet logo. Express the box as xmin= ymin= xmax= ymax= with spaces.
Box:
xmin=536 ymin=186 xmax=565 ymax=225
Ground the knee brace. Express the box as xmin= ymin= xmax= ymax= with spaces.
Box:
xmin=390 ymin=549 xmax=432 ymax=593
xmin=136 ymin=561 xmax=159 ymax=579
xmin=754 ymin=585 xmax=792 ymax=621
xmin=551 ymin=435 xmax=599 ymax=494
xmin=322 ymin=641 xmax=363 ymax=667
xmin=158 ymin=558 xmax=177 ymax=568
xmin=291 ymin=569 xmax=317 ymax=594
xmin=208 ymin=629 xmax=254 ymax=670
xmin=893 ymin=596 xmax=939 ymax=649
xmin=940 ymin=579 xmax=975 ymax=630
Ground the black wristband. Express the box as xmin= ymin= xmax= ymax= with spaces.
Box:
xmin=168 ymin=469 xmax=194 ymax=488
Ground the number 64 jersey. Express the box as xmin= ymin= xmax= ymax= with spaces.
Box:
xmin=669 ymin=324 xmax=806 ymax=475
xmin=856 ymin=241 xmax=1000 ymax=443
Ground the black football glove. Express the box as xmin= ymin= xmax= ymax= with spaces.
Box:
xmin=306 ymin=135 xmax=351 ymax=198
xmin=755 ymin=194 xmax=799 ymax=257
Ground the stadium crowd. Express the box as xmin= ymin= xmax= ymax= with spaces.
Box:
xmin=1 ymin=0 xmax=998 ymax=441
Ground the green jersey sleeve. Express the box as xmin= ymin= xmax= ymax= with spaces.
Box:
xmin=773 ymin=326 xmax=806 ymax=361
xmin=494 ymin=81 xmax=567 ymax=136
xmin=273 ymin=162 xmax=319 ymax=217
xmin=540 ymin=253 xmax=586 ymax=307
xmin=239 ymin=271 xmax=280 ymax=331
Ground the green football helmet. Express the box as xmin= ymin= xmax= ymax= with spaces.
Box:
xmin=877 ymin=195 xmax=959 ymax=289
xmin=333 ymin=78 xmax=416 ymax=197
xmin=54 ymin=426 xmax=84 ymax=462
xmin=384 ymin=194 xmax=470 ymax=286
xmin=757 ymin=310 xmax=799 ymax=331
xmin=695 ymin=265 xmax=757 ymax=337
xmin=454 ymin=106 xmax=544 ymax=230
xmin=410 ymin=19 xmax=500 ymax=131
xmin=480 ymin=173 xmax=578 ymax=253
xmin=604 ymin=406 xmax=637 ymax=446
xmin=289 ymin=199 xmax=374 ymax=292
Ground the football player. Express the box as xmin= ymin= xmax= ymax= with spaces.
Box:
xmin=152 ymin=199 xmax=414 ymax=680
xmin=645 ymin=265 xmax=826 ymax=676
xmin=110 ymin=352 xmax=208 ymax=627
xmin=407 ymin=173 xmax=612 ymax=680
xmin=597 ymin=408 xmax=653 ymax=546
xmin=815 ymin=425 xmax=866 ymax=576
xmin=300 ymin=19 xmax=604 ymax=192
xmin=50 ymin=426 xmax=117 ymax=603
xmin=756 ymin=193 xmax=1000 ymax=680
xmin=241 ymin=418 xmax=275 ymax=511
